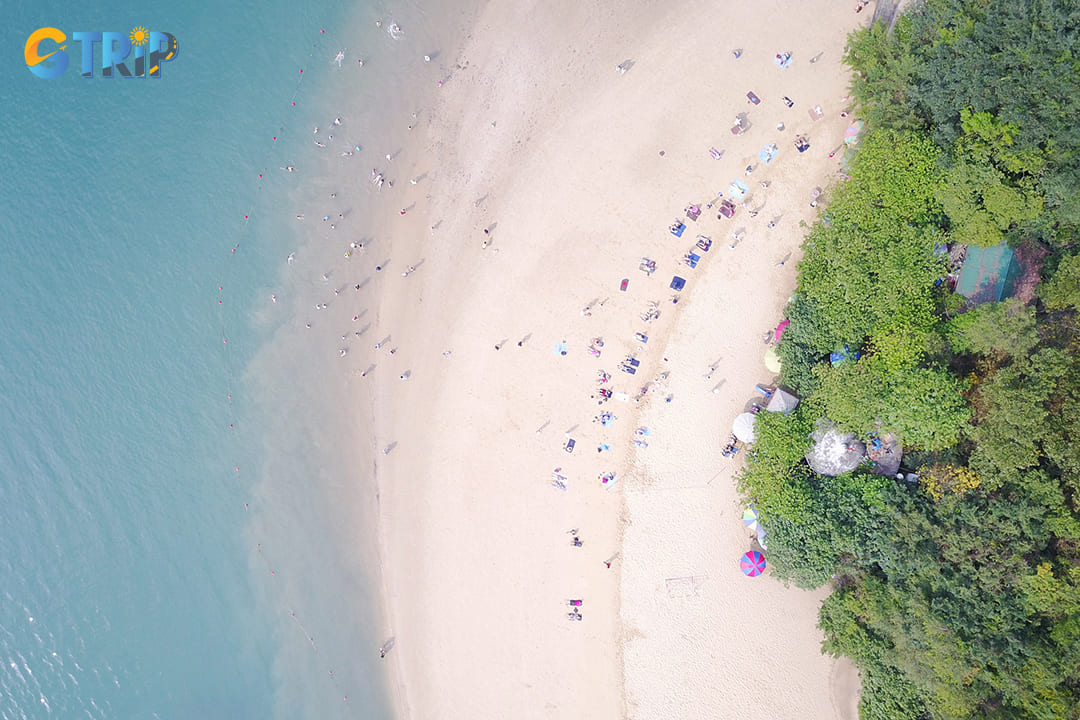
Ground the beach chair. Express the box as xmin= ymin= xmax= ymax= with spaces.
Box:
xmin=670 ymin=221 xmax=686 ymax=237
xmin=696 ymin=235 xmax=712 ymax=252
xmin=685 ymin=205 xmax=701 ymax=221
xmin=718 ymin=200 xmax=737 ymax=218
xmin=683 ymin=253 xmax=700 ymax=268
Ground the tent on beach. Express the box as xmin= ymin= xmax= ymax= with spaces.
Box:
xmin=765 ymin=387 xmax=799 ymax=414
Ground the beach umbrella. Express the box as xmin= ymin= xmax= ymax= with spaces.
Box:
xmin=740 ymin=551 xmax=766 ymax=577
xmin=764 ymin=346 xmax=782 ymax=373
xmin=742 ymin=507 xmax=760 ymax=532
xmin=844 ymin=120 xmax=865 ymax=146
xmin=732 ymin=412 xmax=757 ymax=442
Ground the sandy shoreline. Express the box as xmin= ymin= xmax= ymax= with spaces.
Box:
xmin=363 ymin=0 xmax=870 ymax=717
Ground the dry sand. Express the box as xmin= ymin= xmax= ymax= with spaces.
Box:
xmin=368 ymin=0 xmax=869 ymax=717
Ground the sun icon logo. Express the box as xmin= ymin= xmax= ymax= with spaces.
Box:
xmin=130 ymin=27 xmax=149 ymax=46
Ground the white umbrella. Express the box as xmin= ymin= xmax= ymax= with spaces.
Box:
xmin=732 ymin=412 xmax=757 ymax=442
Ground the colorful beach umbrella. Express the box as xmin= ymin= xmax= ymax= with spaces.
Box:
xmin=740 ymin=551 xmax=766 ymax=577
xmin=844 ymin=120 xmax=865 ymax=146
xmin=742 ymin=507 xmax=760 ymax=532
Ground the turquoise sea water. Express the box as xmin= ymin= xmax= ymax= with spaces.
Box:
xmin=0 ymin=1 xmax=459 ymax=717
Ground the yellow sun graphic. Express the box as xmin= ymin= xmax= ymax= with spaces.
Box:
xmin=130 ymin=27 xmax=148 ymax=46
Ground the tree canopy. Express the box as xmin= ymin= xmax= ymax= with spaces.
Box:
xmin=738 ymin=1 xmax=1080 ymax=717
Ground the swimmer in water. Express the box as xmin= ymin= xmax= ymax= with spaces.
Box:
xmin=334 ymin=117 xmax=342 ymax=125
xmin=271 ymin=295 xmax=277 ymax=303
xmin=295 ymin=214 xmax=304 ymax=220
xmin=314 ymin=127 xmax=319 ymax=134
xmin=314 ymin=140 xmax=326 ymax=148
xmin=287 ymin=252 xmax=296 ymax=264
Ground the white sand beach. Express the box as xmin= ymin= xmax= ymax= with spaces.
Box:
xmin=362 ymin=0 xmax=870 ymax=717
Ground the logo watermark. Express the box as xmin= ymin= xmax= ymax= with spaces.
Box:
xmin=26 ymin=27 xmax=178 ymax=79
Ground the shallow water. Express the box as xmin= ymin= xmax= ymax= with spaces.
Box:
xmin=0 ymin=1 xmax=465 ymax=717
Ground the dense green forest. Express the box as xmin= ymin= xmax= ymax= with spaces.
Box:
xmin=738 ymin=1 xmax=1080 ymax=717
